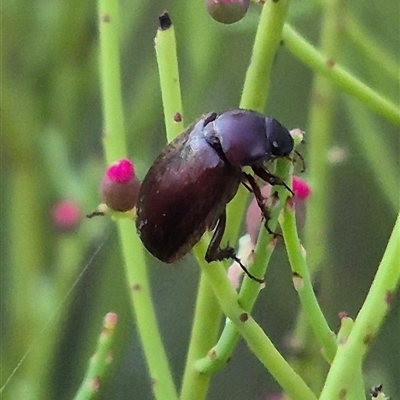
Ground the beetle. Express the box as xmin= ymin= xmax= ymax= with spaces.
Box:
xmin=135 ymin=109 xmax=294 ymax=282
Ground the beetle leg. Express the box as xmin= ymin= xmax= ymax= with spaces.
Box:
xmin=205 ymin=209 xmax=263 ymax=283
xmin=252 ymin=165 xmax=294 ymax=196
xmin=205 ymin=209 xmax=232 ymax=262
xmin=242 ymin=173 xmax=281 ymax=237
xmin=242 ymin=173 xmax=268 ymax=218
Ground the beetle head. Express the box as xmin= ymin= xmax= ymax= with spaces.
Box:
xmin=265 ymin=117 xmax=294 ymax=157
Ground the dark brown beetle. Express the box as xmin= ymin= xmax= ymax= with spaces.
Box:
xmin=136 ymin=109 xmax=294 ymax=282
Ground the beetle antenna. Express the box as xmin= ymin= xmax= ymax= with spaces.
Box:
xmin=294 ymin=150 xmax=306 ymax=173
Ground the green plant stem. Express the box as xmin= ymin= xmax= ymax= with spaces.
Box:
xmin=181 ymin=180 xmax=287 ymax=389
xmin=310 ymin=0 xmax=399 ymax=86
xmin=345 ymin=15 xmax=399 ymax=84
xmin=193 ymin=229 xmax=276 ymax=374
xmin=181 ymin=2 xmax=292 ymax=396
xmin=154 ymin=12 xmax=184 ymax=142
xmin=5 ymin=167 xmax=45 ymax=399
xmin=226 ymin=0 xmax=291 ymax=244
xmin=303 ymin=0 xmax=342 ymax=276
xmin=117 ymin=220 xmax=178 ymax=399
xmin=289 ymin=0 xmax=342 ymax=391
xmin=194 ymin=156 xmax=292 ymax=373
xmin=319 ymin=213 xmax=400 ymax=399
xmin=97 ymin=1 xmax=177 ymax=399
xmin=345 ymin=99 xmax=399 ymax=211
xmin=179 ymin=0 xmax=223 ymax=117
xmin=280 ymin=205 xmax=337 ymax=362
xmin=288 ymin=2 xmax=342 ymax=386
xmin=74 ymin=313 xmax=118 ymax=400
xmin=282 ymin=24 xmax=400 ymax=126
xmin=196 ymin=257 xmax=318 ymax=400
xmin=98 ymin=0 xmax=126 ymax=161
xmin=335 ymin=316 xmax=366 ymax=400
xmin=152 ymin=9 xmax=220 ymax=400
xmin=180 ymin=271 xmax=222 ymax=400
xmin=240 ymin=0 xmax=290 ymax=111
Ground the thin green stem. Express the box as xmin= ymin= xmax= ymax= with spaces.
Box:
xmin=153 ymin=10 xmax=220 ymax=400
xmin=194 ymin=156 xmax=293 ymax=373
xmin=154 ymin=12 xmax=184 ymax=141
xmin=5 ymin=168 xmax=45 ymax=399
xmin=345 ymin=15 xmax=399 ymax=84
xmin=334 ymin=315 xmax=367 ymax=399
xmin=310 ymin=0 xmax=399 ymax=86
xmin=180 ymin=271 xmax=222 ymax=400
xmin=240 ymin=0 xmax=290 ymax=111
xmin=345 ymin=99 xmax=399 ymax=211
xmin=117 ymin=220 xmax=178 ymax=399
xmin=319 ymin=213 xmax=400 ymax=399
xmin=97 ymin=2 xmax=177 ymax=399
xmin=154 ymin=8 xmax=229 ymax=400
xmin=181 ymin=1 xmax=292 ymax=394
xmin=302 ymin=0 xmax=342 ymax=276
xmin=226 ymin=0 xmax=291 ymax=244
xmin=74 ymin=313 xmax=118 ymax=400
xmin=282 ymin=24 xmax=400 ymax=125
xmin=284 ymin=3 xmax=342 ymax=389
xmin=196 ymin=257 xmax=318 ymax=400
xmin=289 ymin=0 xmax=343 ymax=391
xmin=280 ymin=205 xmax=337 ymax=362
xmin=98 ymin=0 xmax=127 ymax=162
xmin=193 ymin=231 xmax=277 ymax=374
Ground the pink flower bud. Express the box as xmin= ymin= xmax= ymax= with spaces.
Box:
xmin=51 ymin=200 xmax=82 ymax=231
xmin=292 ymin=176 xmax=311 ymax=200
xmin=100 ymin=158 xmax=141 ymax=212
xmin=206 ymin=0 xmax=250 ymax=24
xmin=246 ymin=176 xmax=311 ymax=243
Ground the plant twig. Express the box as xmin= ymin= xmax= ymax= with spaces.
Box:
xmin=181 ymin=1 xmax=292 ymax=396
xmin=345 ymin=99 xmax=399 ymax=211
xmin=282 ymin=24 xmax=400 ymax=125
xmin=155 ymin=11 xmax=184 ymax=141
xmin=227 ymin=0 xmax=291 ymax=244
xmin=195 ymin=254 xmax=318 ymax=400
xmin=74 ymin=313 xmax=118 ymax=400
xmin=319 ymin=213 xmax=400 ymax=399
xmin=280 ymin=203 xmax=337 ymax=362
xmin=194 ymin=143 xmax=296 ymax=373
xmin=97 ymin=2 xmax=177 ymax=399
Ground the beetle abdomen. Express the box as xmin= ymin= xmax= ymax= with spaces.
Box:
xmin=136 ymin=118 xmax=241 ymax=263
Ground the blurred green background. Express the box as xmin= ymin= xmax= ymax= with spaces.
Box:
xmin=2 ymin=0 xmax=399 ymax=399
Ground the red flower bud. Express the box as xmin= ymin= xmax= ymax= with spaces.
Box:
xmin=292 ymin=176 xmax=311 ymax=200
xmin=100 ymin=158 xmax=140 ymax=212
xmin=206 ymin=0 xmax=250 ymax=24
xmin=246 ymin=176 xmax=311 ymax=243
xmin=51 ymin=200 xmax=82 ymax=231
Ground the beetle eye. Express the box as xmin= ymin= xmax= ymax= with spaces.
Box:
xmin=272 ymin=141 xmax=279 ymax=148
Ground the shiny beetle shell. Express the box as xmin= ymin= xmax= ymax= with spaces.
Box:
xmin=136 ymin=113 xmax=241 ymax=263
xmin=135 ymin=109 xmax=294 ymax=265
